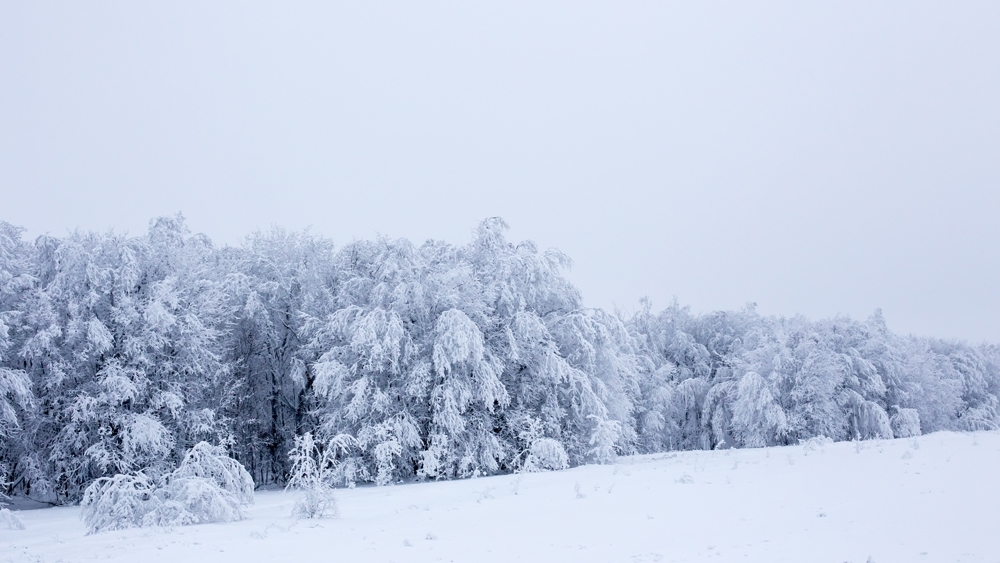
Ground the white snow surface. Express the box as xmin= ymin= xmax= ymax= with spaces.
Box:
xmin=3 ymin=431 xmax=998 ymax=563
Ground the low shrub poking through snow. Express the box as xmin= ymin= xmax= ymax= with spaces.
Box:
xmin=523 ymin=438 xmax=570 ymax=472
xmin=80 ymin=442 xmax=254 ymax=534
xmin=286 ymin=433 xmax=341 ymax=519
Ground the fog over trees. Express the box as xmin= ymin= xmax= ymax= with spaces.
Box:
xmin=1 ymin=216 xmax=997 ymax=504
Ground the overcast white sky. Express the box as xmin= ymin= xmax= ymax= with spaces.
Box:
xmin=2 ymin=2 xmax=998 ymax=342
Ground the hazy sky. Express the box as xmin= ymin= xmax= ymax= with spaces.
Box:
xmin=2 ymin=2 xmax=998 ymax=342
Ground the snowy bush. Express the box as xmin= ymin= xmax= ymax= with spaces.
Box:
xmin=169 ymin=442 xmax=255 ymax=505
xmin=286 ymin=433 xmax=340 ymax=519
xmin=0 ymin=491 xmax=24 ymax=530
xmin=80 ymin=442 xmax=254 ymax=534
xmin=80 ymin=473 xmax=158 ymax=534
xmin=890 ymin=408 xmax=921 ymax=438
xmin=144 ymin=442 xmax=255 ymax=527
xmin=522 ymin=438 xmax=569 ymax=472
xmin=801 ymin=435 xmax=832 ymax=453
xmin=1 ymin=507 xmax=25 ymax=530
xmin=145 ymin=476 xmax=246 ymax=527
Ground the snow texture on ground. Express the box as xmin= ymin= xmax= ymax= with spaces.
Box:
xmin=3 ymin=431 xmax=998 ymax=563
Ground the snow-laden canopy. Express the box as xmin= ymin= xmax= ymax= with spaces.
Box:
xmin=1 ymin=216 xmax=997 ymax=502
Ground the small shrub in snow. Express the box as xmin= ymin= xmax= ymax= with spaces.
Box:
xmin=522 ymin=438 xmax=569 ymax=472
xmin=80 ymin=442 xmax=254 ymax=534
xmin=290 ymin=476 xmax=338 ymax=520
xmin=801 ymin=435 xmax=833 ymax=453
xmin=286 ymin=433 xmax=341 ymax=519
xmin=890 ymin=408 xmax=921 ymax=438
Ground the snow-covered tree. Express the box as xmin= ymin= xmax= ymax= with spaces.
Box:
xmin=220 ymin=229 xmax=335 ymax=486
xmin=0 ymin=222 xmax=35 ymax=500
xmin=731 ymin=371 xmax=787 ymax=447
xmin=12 ymin=217 xmax=228 ymax=501
xmin=308 ymin=237 xmax=427 ymax=485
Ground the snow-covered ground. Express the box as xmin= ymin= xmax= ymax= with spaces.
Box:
xmin=3 ymin=431 xmax=998 ymax=563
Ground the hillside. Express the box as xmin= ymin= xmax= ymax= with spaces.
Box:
xmin=3 ymin=430 xmax=997 ymax=563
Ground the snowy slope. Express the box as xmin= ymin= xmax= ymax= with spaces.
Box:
xmin=3 ymin=431 xmax=998 ymax=563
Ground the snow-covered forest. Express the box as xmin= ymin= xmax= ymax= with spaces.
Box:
xmin=2 ymin=216 xmax=998 ymax=505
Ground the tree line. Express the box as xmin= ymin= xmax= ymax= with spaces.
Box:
xmin=1 ymin=216 xmax=996 ymax=503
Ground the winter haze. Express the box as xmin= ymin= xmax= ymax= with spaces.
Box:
xmin=4 ymin=5 xmax=1000 ymax=561
xmin=2 ymin=1 xmax=999 ymax=342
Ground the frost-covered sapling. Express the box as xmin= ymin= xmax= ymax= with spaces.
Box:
xmin=286 ymin=432 xmax=344 ymax=519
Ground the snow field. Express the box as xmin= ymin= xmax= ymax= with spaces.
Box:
xmin=3 ymin=431 xmax=998 ymax=563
